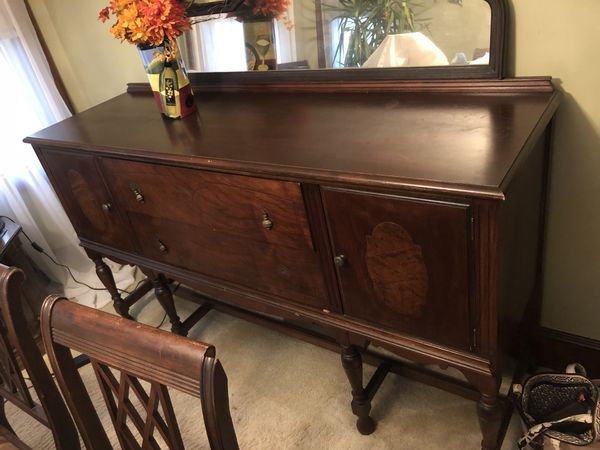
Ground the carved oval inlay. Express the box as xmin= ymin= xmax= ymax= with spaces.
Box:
xmin=67 ymin=169 xmax=108 ymax=232
xmin=366 ymin=222 xmax=429 ymax=317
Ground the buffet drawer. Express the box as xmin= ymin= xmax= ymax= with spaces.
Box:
xmin=101 ymin=158 xmax=315 ymax=251
xmin=128 ymin=212 xmax=329 ymax=309
xmin=100 ymin=158 xmax=329 ymax=309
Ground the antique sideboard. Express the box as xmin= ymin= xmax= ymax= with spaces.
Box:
xmin=26 ymin=77 xmax=560 ymax=448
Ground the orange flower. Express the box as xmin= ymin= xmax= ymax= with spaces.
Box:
xmin=99 ymin=0 xmax=191 ymax=59
xmin=109 ymin=0 xmax=136 ymax=13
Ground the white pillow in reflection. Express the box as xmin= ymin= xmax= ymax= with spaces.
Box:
xmin=362 ymin=32 xmax=449 ymax=68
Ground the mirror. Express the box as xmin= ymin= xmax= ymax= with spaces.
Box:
xmin=180 ymin=0 xmax=502 ymax=78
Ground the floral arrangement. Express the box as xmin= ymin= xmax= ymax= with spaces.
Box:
xmin=247 ymin=0 xmax=291 ymax=20
xmin=98 ymin=0 xmax=192 ymax=60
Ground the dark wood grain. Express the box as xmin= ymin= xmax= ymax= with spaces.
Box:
xmin=27 ymin=75 xmax=560 ymax=449
xmin=496 ymin=132 xmax=547 ymax=355
xmin=99 ymin=158 xmax=330 ymax=309
xmin=27 ymin=89 xmax=558 ymax=199
xmin=152 ymin=273 xmax=184 ymax=334
xmin=323 ymin=188 xmax=472 ymax=350
xmin=128 ymin=77 xmax=556 ymax=95
xmin=89 ymin=250 xmax=133 ymax=319
xmin=0 ymin=265 xmax=79 ymax=449
xmin=41 ymin=296 xmax=239 ymax=450
xmin=301 ymin=183 xmax=345 ymax=314
xmin=100 ymin=158 xmax=316 ymax=252
xmin=37 ymin=149 xmax=135 ymax=252
xmin=134 ymin=213 xmax=328 ymax=306
xmin=478 ymin=394 xmax=504 ymax=450
xmin=341 ymin=345 xmax=376 ymax=435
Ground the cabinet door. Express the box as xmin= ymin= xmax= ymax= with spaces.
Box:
xmin=39 ymin=148 xmax=135 ymax=252
xmin=323 ymin=188 xmax=473 ymax=351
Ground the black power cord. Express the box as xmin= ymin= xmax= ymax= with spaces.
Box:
xmin=155 ymin=312 xmax=169 ymax=329
xmin=2 ymin=215 xmax=179 ymax=330
xmin=1 ymin=215 xmax=132 ymax=294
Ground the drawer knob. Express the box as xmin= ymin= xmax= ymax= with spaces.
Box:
xmin=157 ymin=240 xmax=168 ymax=253
xmin=101 ymin=203 xmax=112 ymax=212
xmin=334 ymin=255 xmax=346 ymax=267
xmin=131 ymin=187 xmax=145 ymax=204
xmin=262 ymin=212 xmax=274 ymax=230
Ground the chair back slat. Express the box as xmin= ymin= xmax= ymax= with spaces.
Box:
xmin=0 ymin=326 xmax=35 ymax=409
xmin=41 ymin=295 xmax=239 ymax=450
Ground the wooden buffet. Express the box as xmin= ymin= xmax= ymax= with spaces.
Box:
xmin=25 ymin=78 xmax=560 ymax=449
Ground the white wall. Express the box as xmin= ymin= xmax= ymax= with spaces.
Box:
xmin=509 ymin=0 xmax=600 ymax=339
xmin=28 ymin=0 xmax=146 ymax=112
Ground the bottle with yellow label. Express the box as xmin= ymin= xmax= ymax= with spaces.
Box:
xmin=138 ymin=44 xmax=196 ymax=119
xmin=160 ymin=62 xmax=179 ymax=118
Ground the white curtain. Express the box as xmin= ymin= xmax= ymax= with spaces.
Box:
xmin=181 ymin=16 xmax=296 ymax=72
xmin=274 ymin=17 xmax=295 ymax=64
xmin=0 ymin=0 xmax=134 ymax=308
xmin=183 ymin=17 xmax=247 ymax=72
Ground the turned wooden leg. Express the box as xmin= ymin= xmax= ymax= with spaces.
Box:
xmin=92 ymin=256 xmax=132 ymax=320
xmin=477 ymin=392 xmax=503 ymax=450
xmin=341 ymin=345 xmax=376 ymax=435
xmin=153 ymin=274 xmax=184 ymax=335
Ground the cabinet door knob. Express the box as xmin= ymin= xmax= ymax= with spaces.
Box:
xmin=101 ymin=203 xmax=112 ymax=212
xmin=334 ymin=254 xmax=346 ymax=267
xmin=157 ymin=239 xmax=168 ymax=253
xmin=262 ymin=212 xmax=274 ymax=230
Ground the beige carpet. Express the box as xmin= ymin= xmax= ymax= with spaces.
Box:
xmin=7 ymin=294 xmax=535 ymax=449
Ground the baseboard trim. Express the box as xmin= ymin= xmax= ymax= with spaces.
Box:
xmin=537 ymin=327 xmax=600 ymax=377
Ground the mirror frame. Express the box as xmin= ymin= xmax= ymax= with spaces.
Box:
xmin=186 ymin=0 xmax=244 ymax=17
xmin=186 ymin=0 xmax=507 ymax=85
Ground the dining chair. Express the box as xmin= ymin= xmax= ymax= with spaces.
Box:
xmin=41 ymin=294 xmax=239 ymax=450
xmin=0 ymin=264 xmax=80 ymax=449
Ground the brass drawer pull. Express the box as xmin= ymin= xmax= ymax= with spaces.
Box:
xmin=128 ymin=183 xmax=145 ymax=204
xmin=262 ymin=212 xmax=274 ymax=230
xmin=157 ymin=240 xmax=168 ymax=253
xmin=334 ymin=254 xmax=346 ymax=267
xmin=101 ymin=203 xmax=112 ymax=212
xmin=132 ymin=188 xmax=145 ymax=203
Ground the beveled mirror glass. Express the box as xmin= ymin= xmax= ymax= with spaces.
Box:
xmin=181 ymin=0 xmax=505 ymax=79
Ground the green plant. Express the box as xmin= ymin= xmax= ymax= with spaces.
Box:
xmin=324 ymin=0 xmax=424 ymax=67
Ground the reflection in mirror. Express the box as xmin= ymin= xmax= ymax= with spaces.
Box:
xmin=180 ymin=0 xmax=491 ymax=73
